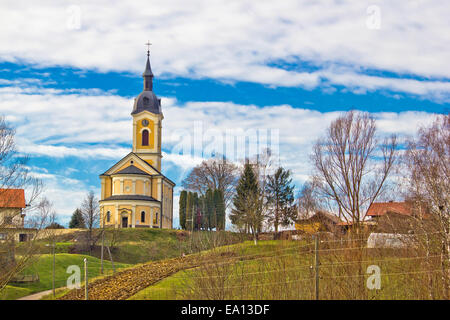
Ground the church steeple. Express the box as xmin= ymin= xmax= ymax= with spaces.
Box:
xmin=143 ymin=41 xmax=153 ymax=91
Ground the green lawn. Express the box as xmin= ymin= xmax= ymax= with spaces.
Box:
xmin=1 ymin=253 xmax=130 ymax=300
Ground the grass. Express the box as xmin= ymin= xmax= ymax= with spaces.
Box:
xmin=128 ymin=239 xmax=448 ymax=300
xmin=24 ymin=228 xmax=244 ymax=265
xmin=1 ymin=253 xmax=130 ymax=300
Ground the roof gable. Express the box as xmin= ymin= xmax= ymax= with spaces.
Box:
xmin=101 ymin=153 xmax=159 ymax=176
xmin=114 ymin=165 xmax=150 ymax=176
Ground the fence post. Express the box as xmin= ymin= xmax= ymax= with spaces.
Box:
xmin=84 ymin=258 xmax=88 ymax=300
xmin=314 ymin=235 xmax=320 ymax=300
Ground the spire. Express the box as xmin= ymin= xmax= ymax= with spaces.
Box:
xmin=143 ymin=41 xmax=153 ymax=91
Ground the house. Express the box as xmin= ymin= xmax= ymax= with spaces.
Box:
xmin=0 ymin=189 xmax=35 ymax=242
xmin=295 ymin=210 xmax=343 ymax=234
xmin=366 ymin=201 xmax=430 ymax=233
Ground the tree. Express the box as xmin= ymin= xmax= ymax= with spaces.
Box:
xmin=205 ymin=189 xmax=215 ymax=231
xmin=186 ymin=192 xmax=194 ymax=231
xmin=182 ymin=157 xmax=238 ymax=208
xmin=179 ymin=191 xmax=187 ymax=230
xmin=404 ymin=114 xmax=449 ymax=298
xmin=311 ymin=111 xmax=397 ymax=229
xmin=46 ymin=222 xmax=65 ymax=229
xmin=0 ymin=116 xmax=44 ymax=293
xmin=265 ymin=167 xmax=296 ymax=233
xmin=214 ymin=189 xmax=226 ymax=231
xmin=231 ymin=162 xmax=264 ymax=244
xmin=69 ymin=208 xmax=85 ymax=229
xmin=80 ymin=191 xmax=100 ymax=253
xmin=297 ymin=181 xmax=320 ymax=219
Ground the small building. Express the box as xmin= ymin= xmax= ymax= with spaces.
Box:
xmin=295 ymin=210 xmax=343 ymax=234
xmin=0 ymin=189 xmax=35 ymax=242
xmin=366 ymin=201 xmax=430 ymax=233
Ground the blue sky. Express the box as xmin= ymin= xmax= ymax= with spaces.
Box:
xmin=0 ymin=1 xmax=448 ymax=227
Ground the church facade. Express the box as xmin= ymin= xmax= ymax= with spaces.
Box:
xmin=99 ymin=51 xmax=175 ymax=229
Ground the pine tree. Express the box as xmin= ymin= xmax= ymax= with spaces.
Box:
xmin=231 ymin=163 xmax=263 ymax=243
xmin=265 ymin=167 xmax=296 ymax=233
xmin=69 ymin=208 xmax=85 ymax=229
xmin=205 ymin=188 xmax=215 ymax=230
xmin=214 ymin=189 xmax=226 ymax=230
xmin=179 ymin=190 xmax=187 ymax=230
xmin=186 ymin=192 xmax=193 ymax=231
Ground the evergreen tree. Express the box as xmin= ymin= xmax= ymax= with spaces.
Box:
xmin=186 ymin=192 xmax=193 ymax=231
xmin=69 ymin=208 xmax=85 ymax=229
xmin=179 ymin=190 xmax=187 ymax=229
xmin=214 ymin=189 xmax=226 ymax=230
xmin=198 ymin=194 xmax=207 ymax=230
xmin=231 ymin=163 xmax=263 ymax=243
xmin=265 ymin=167 xmax=296 ymax=233
xmin=205 ymin=188 xmax=215 ymax=230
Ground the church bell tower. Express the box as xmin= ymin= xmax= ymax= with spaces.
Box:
xmin=131 ymin=44 xmax=163 ymax=171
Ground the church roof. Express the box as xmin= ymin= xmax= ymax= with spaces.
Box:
xmin=132 ymin=90 xmax=161 ymax=115
xmin=132 ymin=54 xmax=161 ymax=115
xmin=100 ymin=195 xmax=159 ymax=202
xmin=113 ymin=165 xmax=150 ymax=176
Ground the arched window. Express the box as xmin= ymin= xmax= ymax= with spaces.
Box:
xmin=154 ymin=212 xmax=158 ymax=225
xmin=142 ymin=129 xmax=149 ymax=146
xmin=141 ymin=211 xmax=145 ymax=223
xmin=106 ymin=211 xmax=111 ymax=223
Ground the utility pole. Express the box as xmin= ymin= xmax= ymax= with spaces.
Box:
xmin=84 ymin=258 xmax=88 ymax=300
xmin=46 ymin=242 xmax=56 ymax=297
xmin=314 ymin=235 xmax=319 ymax=300
xmin=100 ymin=228 xmax=104 ymax=274
xmin=52 ymin=242 xmax=55 ymax=297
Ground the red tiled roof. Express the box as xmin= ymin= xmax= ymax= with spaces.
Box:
xmin=0 ymin=189 xmax=26 ymax=208
xmin=367 ymin=202 xmax=412 ymax=217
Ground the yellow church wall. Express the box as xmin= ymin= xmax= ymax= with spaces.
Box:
xmin=123 ymin=179 xmax=132 ymax=194
xmin=136 ymin=205 xmax=149 ymax=226
xmin=104 ymin=177 xmax=112 ymax=198
xmin=136 ymin=118 xmax=155 ymax=149
xmin=116 ymin=161 xmax=152 ymax=175
xmin=102 ymin=205 xmax=116 ymax=226
xmin=136 ymin=180 xmax=144 ymax=195
xmin=153 ymin=208 xmax=160 ymax=225
xmin=113 ymin=180 xmax=120 ymax=194
xmin=151 ymin=178 xmax=158 ymax=198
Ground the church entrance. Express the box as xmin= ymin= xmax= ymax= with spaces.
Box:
xmin=122 ymin=217 xmax=128 ymax=228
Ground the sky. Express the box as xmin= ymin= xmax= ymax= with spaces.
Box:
xmin=0 ymin=0 xmax=448 ymax=227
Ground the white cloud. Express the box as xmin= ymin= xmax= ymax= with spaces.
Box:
xmin=0 ymin=1 xmax=448 ymax=100
xmin=0 ymin=85 xmax=439 ymax=225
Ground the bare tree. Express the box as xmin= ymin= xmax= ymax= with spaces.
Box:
xmin=182 ymin=156 xmax=238 ymax=208
xmin=403 ymin=114 xmax=449 ymax=298
xmin=0 ymin=197 xmax=53 ymax=291
xmin=297 ymin=181 xmax=320 ymax=219
xmin=311 ymin=111 xmax=397 ymax=229
xmin=80 ymin=191 xmax=100 ymax=253
xmin=0 ymin=116 xmax=45 ymax=293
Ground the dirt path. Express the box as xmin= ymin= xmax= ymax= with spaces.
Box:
xmin=18 ymin=288 xmax=64 ymax=300
xmin=58 ymin=252 xmax=238 ymax=300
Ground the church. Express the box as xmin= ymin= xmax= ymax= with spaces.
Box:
xmin=99 ymin=49 xmax=175 ymax=229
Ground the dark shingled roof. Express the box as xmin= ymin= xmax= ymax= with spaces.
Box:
xmin=132 ymin=91 xmax=161 ymax=115
xmin=114 ymin=165 xmax=150 ymax=176
xmin=100 ymin=195 xmax=159 ymax=202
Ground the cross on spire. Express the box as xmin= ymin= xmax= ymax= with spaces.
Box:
xmin=145 ymin=41 xmax=152 ymax=57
